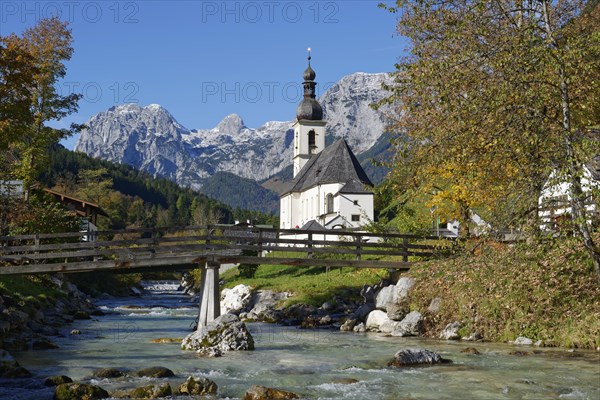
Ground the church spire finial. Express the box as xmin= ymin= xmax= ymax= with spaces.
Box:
xmin=307 ymin=47 xmax=311 ymax=65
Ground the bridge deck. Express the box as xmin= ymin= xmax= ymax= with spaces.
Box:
xmin=0 ymin=225 xmax=454 ymax=275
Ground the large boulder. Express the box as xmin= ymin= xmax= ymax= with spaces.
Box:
xmin=388 ymin=348 xmax=451 ymax=367
xmin=391 ymin=311 xmax=423 ymax=337
xmin=394 ymin=277 xmax=415 ymax=301
xmin=182 ymin=313 xmax=254 ymax=352
xmin=242 ymin=385 xmax=299 ymax=400
xmin=54 ymin=383 xmax=109 ymax=400
xmin=365 ymin=310 xmax=391 ymax=332
xmin=374 ymin=286 xmax=395 ymax=311
xmin=386 ymin=302 xmax=409 ymax=321
xmin=178 ymin=376 xmax=218 ymax=396
xmin=221 ymin=284 xmax=253 ymax=315
xmin=0 ymin=349 xmax=32 ymax=378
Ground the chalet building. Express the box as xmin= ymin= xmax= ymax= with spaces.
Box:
xmin=279 ymin=53 xmax=374 ymax=230
xmin=538 ymin=157 xmax=599 ymax=231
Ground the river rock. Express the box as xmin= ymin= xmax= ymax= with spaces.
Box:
xmin=365 ymin=310 xmax=391 ymax=332
xmin=360 ymin=284 xmax=376 ymax=304
xmin=352 ymin=303 xmax=375 ymax=322
xmin=439 ymin=321 xmax=462 ymax=340
xmin=388 ymin=348 xmax=451 ymax=367
xmin=181 ymin=313 xmax=255 ymax=352
xmin=0 ymin=349 xmax=32 ymax=378
xmin=93 ymin=367 xmax=126 ymax=378
xmin=245 ymin=290 xmax=288 ymax=322
xmin=340 ymin=319 xmax=357 ymax=332
xmin=513 ymin=336 xmax=533 ymax=345
xmin=32 ymin=338 xmax=59 ymax=350
xmin=353 ymin=322 xmax=366 ymax=333
xmin=54 ymin=383 xmax=109 ymax=400
xmin=395 ymin=277 xmax=415 ymax=301
xmin=221 ymin=284 xmax=253 ymax=315
xmin=134 ymin=366 xmax=175 ymax=378
xmin=391 ymin=311 xmax=423 ymax=337
xmin=460 ymin=347 xmax=481 ymax=355
xmin=44 ymin=375 xmax=73 ymax=386
xmin=128 ymin=382 xmax=172 ymax=399
xmin=195 ymin=347 xmax=223 ymax=357
xmin=178 ymin=376 xmax=218 ymax=395
xmin=386 ymin=302 xmax=409 ymax=321
xmin=242 ymin=385 xmax=299 ymax=400
xmin=374 ymin=286 xmax=395 ymax=311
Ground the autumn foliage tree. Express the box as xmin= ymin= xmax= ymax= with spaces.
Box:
xmin=0 ymin=17 xmax=82 ymax=196
xmin=379 ymin=1 xmax=600 ymax=278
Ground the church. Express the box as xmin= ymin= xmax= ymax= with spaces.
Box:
xmin=279 ymin=53 xmax=375 ymax=230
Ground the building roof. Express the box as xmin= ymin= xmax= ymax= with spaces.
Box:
xmin=43 ymin=188 xmax=109 ymax=217
xmin=338 ymin=178 xmax=372 ymax=195
xmin=280 ymin=139 xmax=374 ymax=195
xmin=300 ymin=220 xmax=327 ymax=231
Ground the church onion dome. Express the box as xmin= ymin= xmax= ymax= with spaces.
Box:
xmin=296 ymin=47 xmax=323 ymax=121
xmin=296 ymin=98 xmax=323 ymax=121
xmin=303 ymin=64 xmax=316 ymax=81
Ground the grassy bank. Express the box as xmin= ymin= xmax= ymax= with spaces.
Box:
xmin=406 ymin=237 xmax=600 ymax=349
xmin=221 ymin=264 xmax=386 ymax=307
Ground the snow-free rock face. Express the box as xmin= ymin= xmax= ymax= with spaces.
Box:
xmin=75 ymin=72 xmax=391 ymax=188
xmin=181 ymin=314 xmax=254 ymax=352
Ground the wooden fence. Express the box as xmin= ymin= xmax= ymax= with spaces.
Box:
xmin=0 ymin=225 xmax=455 ymax=275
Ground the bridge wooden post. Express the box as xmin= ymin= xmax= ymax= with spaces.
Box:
xmin=196 ymin=258 xmax=221 ymax=330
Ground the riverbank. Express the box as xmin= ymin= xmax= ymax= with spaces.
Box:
xmin=221 ymin=237 xmax=600 ymax=350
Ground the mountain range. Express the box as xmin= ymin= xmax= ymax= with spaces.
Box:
xmin=75 ymin=72 xmax=393 ymax=213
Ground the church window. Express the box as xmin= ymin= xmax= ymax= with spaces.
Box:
xmin=351 ymin=214 xmax=360 ymax=222
xmin=308 ymin=130 xmax=316 ymax=154
xmin=353 ymin=200 xmax=359 ymax=206
xmin=326 ymin=194 xmax=334 ymax=214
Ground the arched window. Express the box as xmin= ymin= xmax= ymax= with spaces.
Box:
xmin=326 ymin=193 xmax=334 ymax=214
xmin=308 ymin=130 xmax=316 ymax=153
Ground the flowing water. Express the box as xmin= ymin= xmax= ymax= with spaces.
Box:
xmin=2 ymin=281 xmax=599 ymax=399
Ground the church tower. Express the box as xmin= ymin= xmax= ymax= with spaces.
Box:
xmin=292 ymin=49 xmax=326 ymax=177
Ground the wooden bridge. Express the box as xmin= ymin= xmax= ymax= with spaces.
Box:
xmin=0 ymin=225 xmax=454 ymax=327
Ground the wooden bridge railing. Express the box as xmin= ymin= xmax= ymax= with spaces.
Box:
xmin=0 ymin=225 xmax=455 ymax=275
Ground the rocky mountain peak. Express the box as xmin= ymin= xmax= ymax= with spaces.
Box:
xmin=75 ymin=72 xmax=391 ymax=190
xmin=215 ymin=114 xmax=246 ymax=135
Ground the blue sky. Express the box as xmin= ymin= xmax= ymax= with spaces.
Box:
xmin=0 ymin=1 xmax=406 ymax=149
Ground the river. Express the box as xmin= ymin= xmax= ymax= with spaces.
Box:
xmin=2 ymin=281 xmax=599 ymax=399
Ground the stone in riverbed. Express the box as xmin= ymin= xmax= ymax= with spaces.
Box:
xmin=178 ymin=376 xmax=218 ymax=395
xmin=242 ymin=384 xmax=299 ymax=400
xmin=44 ymin=375 xmax=73 ymax=387
xmin=93 ymin=367 xmax=126 ymax=379
xmin=127 ymin=382 xmax=172 ymax=399
xmin=54 ymin=383 xmax=109 ymax=400
xmin=340 ymin=319 xmax=357 ymax=332
xmin=133 ymin=366 xmax=174 ymax=378
xmin=388 ymin=348 xmax=451 ymax=367
xmin=460 ymin=347 xmax=481 ymax=355
xmin=181 ymin=313 xmax=254 ymax=352
xmin=513 ymin=336 xmax=533 ymax=345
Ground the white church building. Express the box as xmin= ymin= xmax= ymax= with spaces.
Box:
xmin=279 ymin=53 xmax=374 ymax=230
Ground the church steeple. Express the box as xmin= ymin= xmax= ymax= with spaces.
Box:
xmin=296 ymin=48 xmax=323 ymax=121
xmin=292 ymin=48 xmax=326 ymax=177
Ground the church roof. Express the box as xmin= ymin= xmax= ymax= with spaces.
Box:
xmin=280 ymin=139 xmax=374 ymax=195
xmin=300 ymin=220 xmax=327 ymax=231
xmin=338 ymin=178 xmax=372 ymax=194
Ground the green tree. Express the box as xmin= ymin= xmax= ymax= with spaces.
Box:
xmin=380 ymin=0 xmax=600 ymax=277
